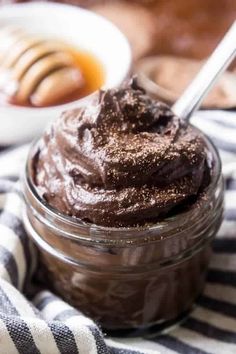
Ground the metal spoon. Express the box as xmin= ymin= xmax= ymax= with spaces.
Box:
xmin=172 ymin=21 xmax=236 ymax=121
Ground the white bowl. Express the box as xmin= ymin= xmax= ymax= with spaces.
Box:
xmin=0 ymin=2 xmax=132 ymax=145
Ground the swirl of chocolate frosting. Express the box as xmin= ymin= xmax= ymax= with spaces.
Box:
xmin=34 ymin=77 xmax=209 ymax=227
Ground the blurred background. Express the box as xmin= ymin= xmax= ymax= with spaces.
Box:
xmin=2 ymin=0 xmax=235 ymax=62
xmin=1 ymin=0 xmax=236 ymax=144
xmin=2 ymin=0 xmax=236 ymax=109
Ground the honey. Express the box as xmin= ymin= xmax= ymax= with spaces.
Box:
xmin=10 ymin=47 xmax=105 ymax=108
xmin=62 ymin=47 xmax=105 ymax=105
xmin=0 ymin=26 xmax=105 ymax=108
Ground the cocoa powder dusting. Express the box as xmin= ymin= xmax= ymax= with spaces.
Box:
xmin=34 ymin=77 xmax=210 ymax=227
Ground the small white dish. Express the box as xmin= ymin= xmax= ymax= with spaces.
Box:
xmin=0 ymin=2 xmax=132 ymax=145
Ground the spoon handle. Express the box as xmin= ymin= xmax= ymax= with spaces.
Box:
xmin=172 ymin=21 xmax=236 ymax=121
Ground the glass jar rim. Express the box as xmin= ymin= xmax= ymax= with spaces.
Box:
xmin=23 ymin=126 xmax=222 ymax=238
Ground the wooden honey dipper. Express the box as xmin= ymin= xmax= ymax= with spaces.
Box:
xmin=0 ymin=26 xmax=84 ymax=107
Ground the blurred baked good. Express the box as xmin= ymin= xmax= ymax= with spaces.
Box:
xmin=137 ymin=56 xmax=236 ymax=109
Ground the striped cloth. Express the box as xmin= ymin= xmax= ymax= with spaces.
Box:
xmin=0 ymin=109 xmax=236 ymax=354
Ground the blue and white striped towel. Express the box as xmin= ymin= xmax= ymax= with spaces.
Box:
xmin=0 ymin=109 xmax=236 ymax=354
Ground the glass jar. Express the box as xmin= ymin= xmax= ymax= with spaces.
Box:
xmin=22 ymin=133 xmax=224 ymax=334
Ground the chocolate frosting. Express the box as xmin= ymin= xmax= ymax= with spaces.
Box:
xmin=34 ymin=78 xmax=209 ymax=227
